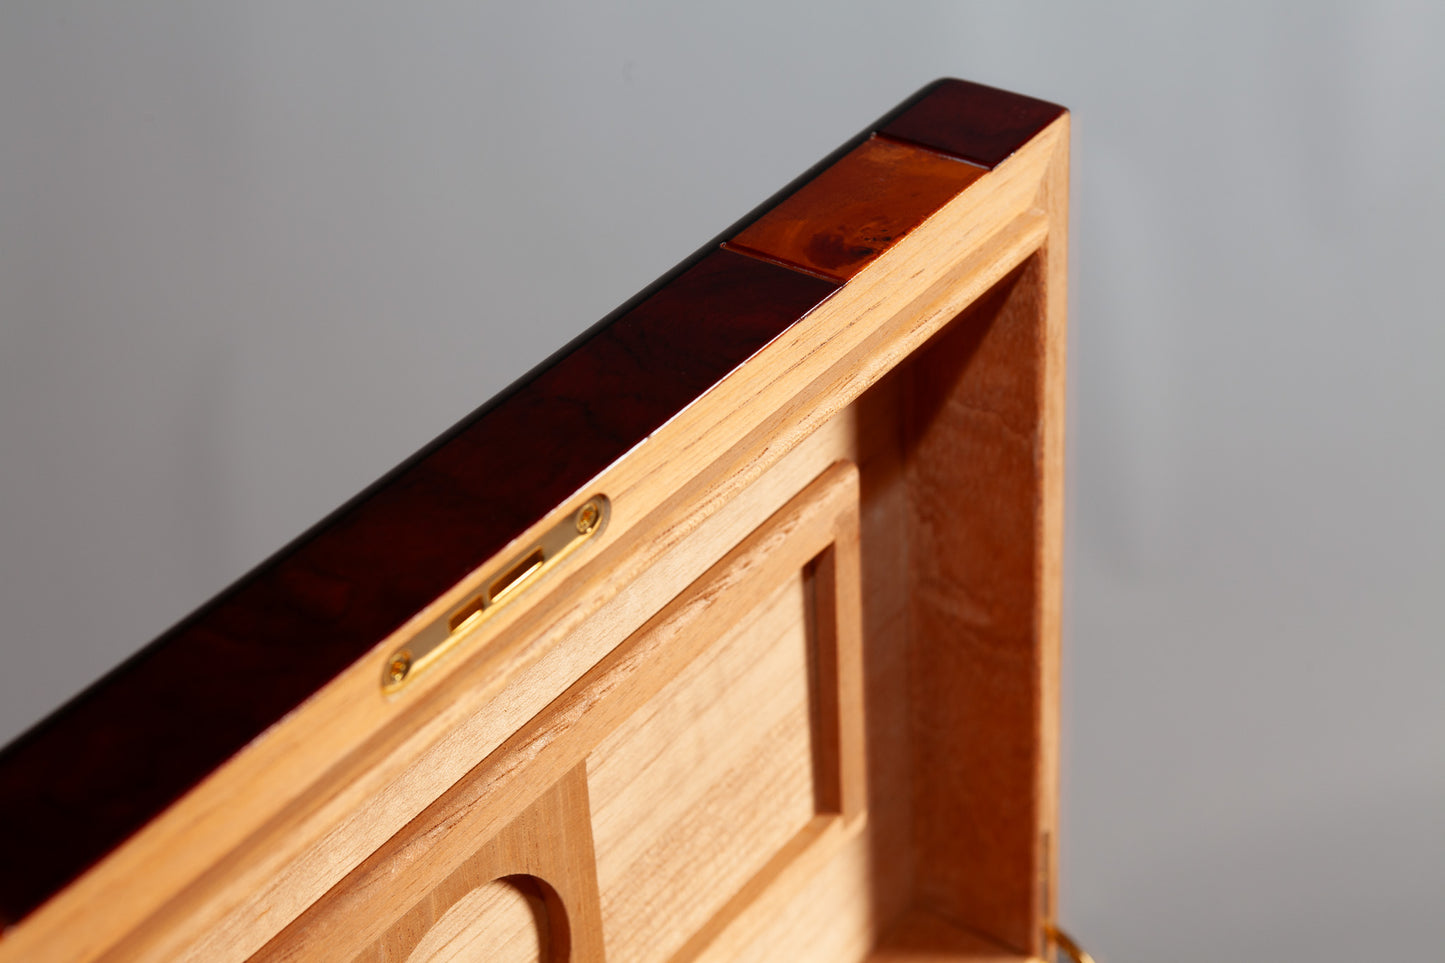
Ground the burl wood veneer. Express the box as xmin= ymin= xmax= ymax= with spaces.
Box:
xmin=0 ymin=78 xmax=1072 ymax=962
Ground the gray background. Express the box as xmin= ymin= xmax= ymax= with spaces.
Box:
xmin=2 ymin=3 xmax=1441 ymax=960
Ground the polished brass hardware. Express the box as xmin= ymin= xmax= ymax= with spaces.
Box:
xmin=447 ymin=593 xmax=488 ymax=636
xmin=381 ymin=495 xmax=610 ymax=694
xmin=1046 ymin=923 xmax=1096 ymax=963
xmin=489 ymin=547 xmax=546 ymax=605
xmin=386 ymin=651 xmax=412 ymax=686
xmin=576 ymin=500 xmax=601 ymax=534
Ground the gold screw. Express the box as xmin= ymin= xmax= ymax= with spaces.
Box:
xmin=387 ymin=650 xmax=412 ymax=685
xmin=576 ymin=501 xmax=601 ymax=535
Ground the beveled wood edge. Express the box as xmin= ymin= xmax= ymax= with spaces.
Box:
xmin=0 ymin=81 xmax=1068 ymax=955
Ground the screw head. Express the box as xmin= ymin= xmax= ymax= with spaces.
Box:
xmin=387 ymin=650 xmax=412 ymax=685
xmin=576 ymin=501 xmax=600 ymax=535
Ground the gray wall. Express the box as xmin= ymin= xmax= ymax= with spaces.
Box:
xmin=1 ymin=4 xmax=1441 ymax=960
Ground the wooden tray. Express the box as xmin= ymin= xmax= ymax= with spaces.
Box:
xmin=0 ymin=78 xmax=1074 ymax=963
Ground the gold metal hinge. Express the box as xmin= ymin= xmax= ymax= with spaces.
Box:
xmin=382 ymin=495 xmax=609 ymax=693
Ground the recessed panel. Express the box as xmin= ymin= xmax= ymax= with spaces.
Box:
xmin=588 ymin=572 xmax=818 ymax=963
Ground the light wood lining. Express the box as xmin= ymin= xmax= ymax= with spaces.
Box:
xmin=0 ymin=104 xmax=1069 ymax=963
xmin=589 ymin=572 xmax=817 ymax=963
xmin=255 ymin=463 xmax=865 ymax=962
xmin=905 ymin=113 xmax=1068 ymax=957
xmin=868 ymin=906 xmax=1034 ymax=962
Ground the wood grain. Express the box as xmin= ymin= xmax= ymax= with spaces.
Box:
xmin=0 ymin=82 xmax=1062 ymax=936
xmin=588 ymin=573 xmax=816 ymax=963
xmin=728 ymin=136 xmax=985 ymax=281
xmin=867 ymin=906 xmax=1031 ymax=962
xmin=907 ymin=264 xmax=1047 ymax=949
xmin=262 ymin=763 xmax=604 ymax=962
xmin=688 ymin=821 xmax=875 ymax=963
xmin=255 ymin=463 xmax=862 ymax=963
xmin=104 ymin=398 xmax=875 ymax=963
xmin=0 ymin=248 xmax=838 ymax=931
xmin=401 ymin=878 xmax=545 ymax=963
xmin=375 ymin=767 xmax=603 ymax=963
xmin=0 ymin=80 xmax=1069 ymax=963
xmin=881 ymin=78 xmax=1066 ymax=169
xmin=1 ymin=148 xmax=1057 ymax=963
xmin=903 ymin=108 xmax=1068 ymax=955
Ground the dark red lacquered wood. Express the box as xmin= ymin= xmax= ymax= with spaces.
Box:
xmin=728 ymin=136 xmax=985 ymax=281
xmin=0 ymin=76 xmax=1065 ymax=929
xmin=881 ymin=78 xmax=1066 ymax=169
xmin=0 ymin=251 xmax=837 ymax=927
